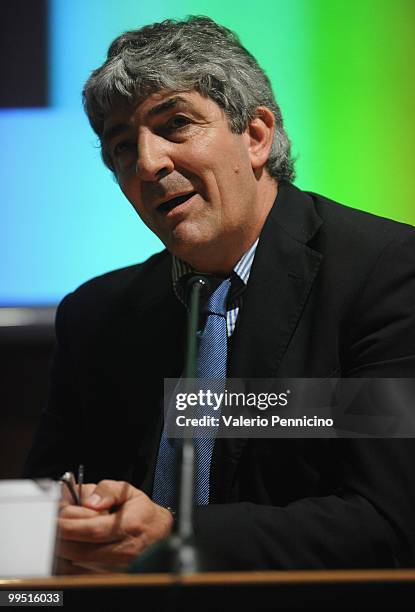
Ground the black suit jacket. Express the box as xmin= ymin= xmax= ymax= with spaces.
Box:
xmin=25 ymin=182 xmax=415 ymax=569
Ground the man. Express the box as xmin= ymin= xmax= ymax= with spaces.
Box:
xmin=25 ymin=16 xmax=415 ymax=571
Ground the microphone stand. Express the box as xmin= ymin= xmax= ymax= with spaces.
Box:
xmin=129 ymin=276 xmax=209 ymax=574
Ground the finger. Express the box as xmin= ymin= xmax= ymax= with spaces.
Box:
xmin=57 ymin=534 xmax=146 ymax=567
xmin=54 ymin=557 xmax=97 ymax=575
xmin=83 ymin=480 xmax=142 ymax=511
xmin=58 ymin=511 xmax=135 ymax=543
xmin=59 ymin=505 xmax=106 ymax=520
xmin=76 ymin=483 xmax=98 ymax=498
xmin=65 ymin=561 xmax=116 ymax=574
xmin=60 ymin=483 xmax=97 ymax=509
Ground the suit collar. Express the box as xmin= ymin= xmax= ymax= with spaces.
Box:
xmin=124 ymin=250 xmax=176 ymax=313
xmin=228 ymin=181 xmax=323 ymax=378
xmin=271 ymin=180 xmax=323 ymax=244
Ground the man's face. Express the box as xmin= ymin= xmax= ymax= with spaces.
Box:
xmin=102 ymin=90 xmax=262 ymax=271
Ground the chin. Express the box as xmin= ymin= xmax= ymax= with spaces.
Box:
xmin=167 ymin=225 xmax=215 ymax=261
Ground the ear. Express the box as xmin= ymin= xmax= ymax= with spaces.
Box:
xmin=246 ymin=106 xmax=275 ymax=171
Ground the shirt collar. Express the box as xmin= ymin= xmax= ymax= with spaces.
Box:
xmin=172 ymin=239 xmax=259 ymax=306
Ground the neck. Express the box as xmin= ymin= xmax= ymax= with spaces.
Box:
xmin=182 ymin=179 xmax=278 ymax=275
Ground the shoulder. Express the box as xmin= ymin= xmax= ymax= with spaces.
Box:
xmin=272 ymin=182 xmax=415 ymax=257
xmin=68 ymin=248 xmax=169 ymax=300
xmin=306 ymin=188 xmax=415 ymax=251
xmin=303 ymin=188 xmax=415 ymax=307
xmin=55 ymin=249 xmax=172 ymax=339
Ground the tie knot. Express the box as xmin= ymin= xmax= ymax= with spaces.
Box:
xmin=205 ymin=278 xmax=231 ymax=317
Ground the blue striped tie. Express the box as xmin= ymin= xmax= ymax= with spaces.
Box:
xmin=194 ymin=278 xmax=231 ymax=504
xmin=152 ymin=278 xmax=231 ymax=508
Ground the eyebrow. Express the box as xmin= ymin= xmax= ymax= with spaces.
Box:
xmin=102 ymin=123 xmax=131 ymax=148
xmin=102 ymin=95 xmax=201 ymax=146
xmin=147 ymin=95 xmax=193 ymax=118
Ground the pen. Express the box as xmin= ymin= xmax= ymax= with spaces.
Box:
xmin=60 ymin=464 xmax=84 ymax=506
xmin=60 ymin=471 xmax=80 ymax=505
xmin=78 ymin=464 xmax=84 ymax=505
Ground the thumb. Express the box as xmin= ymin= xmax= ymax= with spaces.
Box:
xmin=83 ymin=479 xmax=139 ymax=510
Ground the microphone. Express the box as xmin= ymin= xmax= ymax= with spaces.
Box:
xmin=185 ymin=274 xmax=211 ymax=303
xmin=183 ymin=275 xmax=210 ymax=379
xmin=174 ymin=274 xmax=211 ymax=572
xmin=129 ymin=274 xmax=210 ymax=574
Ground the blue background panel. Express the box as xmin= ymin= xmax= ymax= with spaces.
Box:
xmin=1 ymin=0 xmax=413 ymax=305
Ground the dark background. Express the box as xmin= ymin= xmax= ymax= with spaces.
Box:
xmin=0 ymin=320 xmax=55 ymax=478
xmin=1 ymin=0 xmax=50 ymax=478
xmin=0 ymin=0 xmax=48 ymax=108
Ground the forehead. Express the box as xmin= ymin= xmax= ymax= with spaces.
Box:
xmin=102 ymin=90 xmax=224 ymax=140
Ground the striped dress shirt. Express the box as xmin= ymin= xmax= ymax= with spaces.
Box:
xmin=172 ymin=239 xmax=259 ymax=337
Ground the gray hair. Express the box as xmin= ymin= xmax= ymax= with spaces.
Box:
xmin=83 ymin=16 xmax=295 ymax=181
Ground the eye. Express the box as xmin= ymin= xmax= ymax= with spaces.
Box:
xmin=113 ymin=140 xmax=137 ymax=158
xmin=165 ymin=115 xmax=191 ymax=131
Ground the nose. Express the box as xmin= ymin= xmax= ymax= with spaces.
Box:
xmin=135 ymin=129 xmax=174 ymax=181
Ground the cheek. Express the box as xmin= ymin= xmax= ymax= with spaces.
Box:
xmin=117 ymin=175 xmax=131 ymax=199
xmin=118 ymin=178 xmax=139 ymax=208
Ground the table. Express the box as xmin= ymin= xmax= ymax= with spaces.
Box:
xmin=2 ymin=569 xmax=415 ymax=611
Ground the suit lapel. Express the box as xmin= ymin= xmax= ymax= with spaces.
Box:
xmin=211 ymin=182 xmax=323 ymax=502
xmin=228 ymin=183 xmax=323 ymax=378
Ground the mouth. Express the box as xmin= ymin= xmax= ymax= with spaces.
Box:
xmin=157 ymin=191 xmax=197 ymax=214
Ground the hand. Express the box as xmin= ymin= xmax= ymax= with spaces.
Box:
xmin=59 ymin=482 xmax=100 ymax=510
xmin=57 ymin=480 xmax=174 ymax=571
xmin=57 ymin=482 xmax=110 ymax=573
